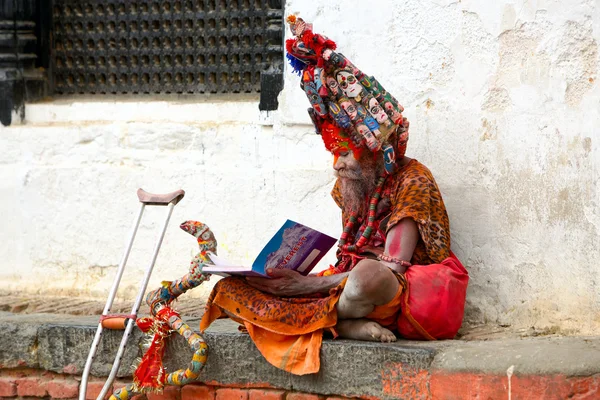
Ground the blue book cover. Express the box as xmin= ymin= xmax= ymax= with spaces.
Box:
xmin=204 ymin=220 xmax=337 ymax=278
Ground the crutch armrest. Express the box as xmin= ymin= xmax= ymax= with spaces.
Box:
xmin=137 ymin=189 xmax=185 ymax=206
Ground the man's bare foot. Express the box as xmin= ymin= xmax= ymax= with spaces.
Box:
xmin=336 ymin=319 xmax=397 ymax=343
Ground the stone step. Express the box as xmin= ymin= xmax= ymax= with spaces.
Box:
xmin=0 ymin=311 xmax=598 ymax=399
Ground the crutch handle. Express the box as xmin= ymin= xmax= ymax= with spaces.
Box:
xmin=137 ymin=189 xmax=185 ymax=206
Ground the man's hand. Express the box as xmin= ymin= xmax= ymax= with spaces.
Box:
xmin=246 ymin=268 xmax=311 ymax=297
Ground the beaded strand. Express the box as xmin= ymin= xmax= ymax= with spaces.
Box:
xmin=338 ymin=177 xmax=386 ymax=253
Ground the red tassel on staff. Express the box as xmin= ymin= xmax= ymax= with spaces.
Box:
xmin=133 ymin=330 xmax=167 ymax=392
xmin=132 ymin=308 xmax=180 ymax=392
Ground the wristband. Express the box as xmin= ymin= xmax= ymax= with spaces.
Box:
xmin=377 ymin=253 xmax=412 ymax=267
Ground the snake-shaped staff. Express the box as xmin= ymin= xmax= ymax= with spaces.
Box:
xmin=109 ymin=221 xmax=215 ymax=400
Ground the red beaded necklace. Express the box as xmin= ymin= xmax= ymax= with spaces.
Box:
xmin=338 ymin=177 xmax=386 ymax=253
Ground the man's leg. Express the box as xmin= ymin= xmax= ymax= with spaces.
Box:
xmin=335 ymin=259 xmax=400 ymax=342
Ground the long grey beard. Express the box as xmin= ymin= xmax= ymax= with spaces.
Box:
xmin=341 ymin=179 xmax=373 ymax=218
xmin=339 ymin=161 xmax=380 ymax=218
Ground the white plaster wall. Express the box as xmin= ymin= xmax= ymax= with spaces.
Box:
xmin=0 ymin=98 xmax=339 ymax=302
xmin=1 ymin=0 xmax=599 ymax=334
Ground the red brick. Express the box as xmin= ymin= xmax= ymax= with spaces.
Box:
xmin=248 ymin=389 xmax=285 ymax=400
xmin=84 ymin=380 xmax=112 ymax=400
xmin=203 ymin=382 xmax=279 ymax=391
xmin=16 ymin=377 xmax=48 ymax=397
xmin=430 ymin=372 xmax=495 ymax=399
xmin=285 ymin=393 xmax=321 ymax=400
xmin=147 ymin=385 xmax=181 ymax=400
xmin=568 ymin=375 xmax=600 ymax=399
xmin=429 ymin=372 xmax=600 ymax=400
xmin=182 ymin=384 xmax=215 ymax=400
xmin=215 ymin=388 xmax=248 ymax=400
xmin=0 ymin=378 xmax=17 ymax=397
xmin=510 ymin=375 xmax=600 ymax=400
xmin=47 ymin=378 xmax=79 ymax=399
xmin=381 ymin=363 xmax=429 ymax=400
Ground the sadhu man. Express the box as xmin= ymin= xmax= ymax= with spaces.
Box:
xmin=200 ymin=16 xmax=469 ymax=375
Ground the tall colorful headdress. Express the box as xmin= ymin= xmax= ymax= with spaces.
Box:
xmin=286 ymin=16 xmax=409 ymax=174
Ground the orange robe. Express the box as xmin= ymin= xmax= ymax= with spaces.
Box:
xmin=200 ymin=159 xmax=452 ymax=375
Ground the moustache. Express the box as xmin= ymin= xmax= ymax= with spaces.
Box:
xmin=334 ymin=168 xmax=363 ymax=180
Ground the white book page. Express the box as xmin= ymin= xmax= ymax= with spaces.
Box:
xmin=207 ymin=253 xmax=244 ymax=268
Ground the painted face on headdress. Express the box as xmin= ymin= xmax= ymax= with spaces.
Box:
xmin=368 ymin=97 xmax=389 ymax=124
xmin=356 ymin=124 xmax=381 ymax=151
xmin=314 ymin=68 xmax=328 ymax=96
xmin=339 ymin=99 xmax=358 ymax=120
xmin=328 ymin=102 xmax=351 ymax=129
xmin=363 ymin=114 xmax=382 ymax=139
xmin=382 ymin=144 xmax=396 ymax=174
xmin=364 ymin=115 xmax=380 ymax=131
xmin=355 ymin=103 xmax=369 ymax=119
xmin=397 ymin=129 xmax=409 ymax=158
xmin=326 ymin=50 xmax=347 ymax=68
xmin=383 ymin=101 xmax=403 ymax=124
xmin=304 ymin=81 xmax=327 ymax=116
xmin=336 ymin=70 xmax=363 ymax=98
xmin=359 ymin=75 xmax=372 ymax=89
xmin=349 ymin=128 xmax=365 ymax=147
xmin=398 ymin=129 xmax=409 ymax=147
xmin=326 ymin=76 xmax=340 ymax=96
xmin=314 ymin=68 xmax=323 ymax=91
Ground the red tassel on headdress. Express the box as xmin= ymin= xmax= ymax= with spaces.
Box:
xmin=301 ymin=29 xmax=336 ymax=58
xmin=285 ymin=38 xmax=296 ymax=54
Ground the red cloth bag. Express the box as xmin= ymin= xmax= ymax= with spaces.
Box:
xmin=397 ymin=252 xmax=468 ymax=340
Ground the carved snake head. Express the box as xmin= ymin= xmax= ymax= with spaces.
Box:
xmin=180 ymin=220 xmax=217 ymax=253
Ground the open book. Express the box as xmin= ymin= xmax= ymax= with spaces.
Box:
xmin=203 ymin=220 xmax=337 ymax=278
